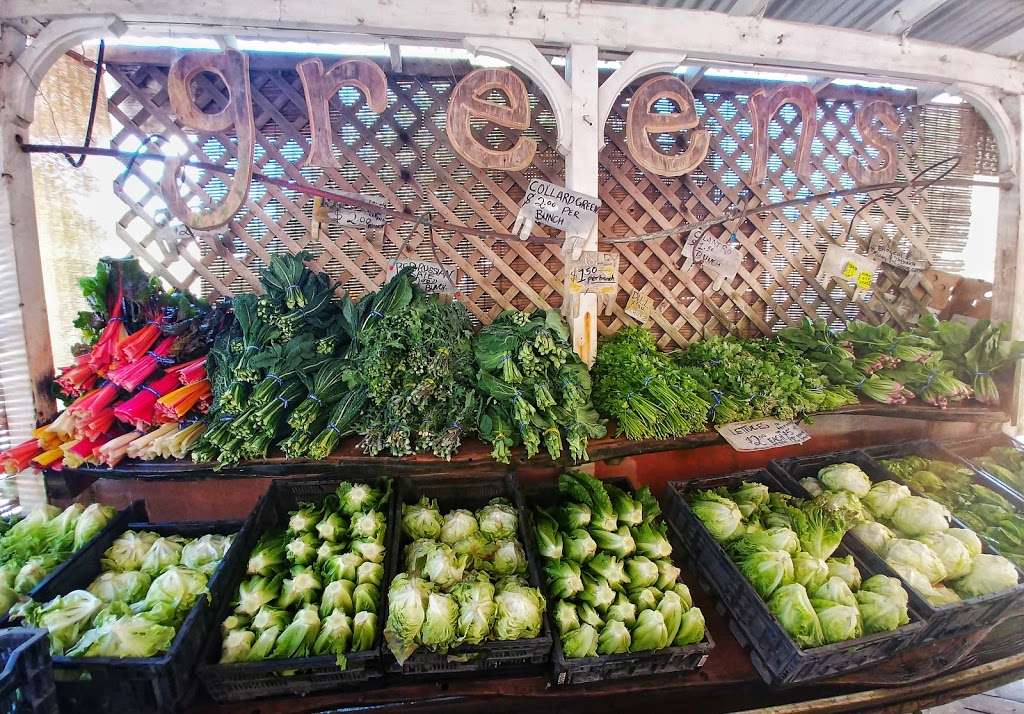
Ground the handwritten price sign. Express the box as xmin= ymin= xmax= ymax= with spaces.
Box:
xmin=387 ymin=259 xmax=458 ymax=295
xmin=565 ymin=251 xmax=618 ymax=296
xmin=625 ymin=289 xmax=654 ymax=323
xmin=315 ymin=192 xmax=386 ymax=229
xmin=716 ymin=419 xmax=811 ymax=452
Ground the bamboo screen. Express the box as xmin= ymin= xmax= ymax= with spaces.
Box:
xmin=102 ymin=57 xmax=991 ymax=348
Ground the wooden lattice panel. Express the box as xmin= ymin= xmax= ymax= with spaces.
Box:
xmin=104 ymin=60 xmax=940 ymax=347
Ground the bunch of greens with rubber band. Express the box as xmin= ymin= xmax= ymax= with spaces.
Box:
xmin=916 ymin=315 xmax=1024 ymax=407
xmin=474 ymin=309 xmax=605 ymax=464
xmin=592 ymin=326 xmax=708 ymax=440
xmin=354 ymin=271 xmax=479 ymax=460
xmin=674 ymin=336 xmax=857 ymax=425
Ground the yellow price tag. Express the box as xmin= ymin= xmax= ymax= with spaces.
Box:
xmin=841 ymin=261 xmax=858 ymax=279
xmin=856 ymin=271 xmax=873 ymax=290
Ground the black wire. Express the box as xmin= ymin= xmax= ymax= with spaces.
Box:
xmin=62 ymin=40 xmax=105 ymax=168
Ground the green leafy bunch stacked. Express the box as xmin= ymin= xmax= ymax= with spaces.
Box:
xmin=474 ymin=309 xmax=606 ymax=464
xmin=690 ymin=479 xmax=911 ymax=648
xmin=218 ymin=481 xmax=389 ymax=666
xmin=0 ymin=503 xmax=116 ymax=618
xmin=675 ymin=336 xmax=858 ymax=425
xmin=383 ymin=495 xmax=545 ymax=664
xmin=534 ymin=471 xmax=706 ymax=658
xmin=975 ymin=446 xmax=1024 ymax=495
xmin=15 ymin=528 xmax=233 ymax=657
xmin=592 ymin=326 xmax=710 ymax=440
xmin=195 ymin=252 xmax=349 ymax=465
xmin=356 ymin=280 xmax=478 ymax=460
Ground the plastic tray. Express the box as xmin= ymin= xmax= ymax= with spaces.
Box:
xmin=33 ymin=518 xmax=247 ymax=714
xmin=521 ymin=477 xmax=713 ymax=685
xmin=945 ymin=433 xmax=1024 ymax=502
xmin=0 ymin=629 xmax=57 ymax=714
xmin=663 ymin=469 xmax=925 ymax=686
xmin=198 ymin=475 xmax=393 ymax=703
xmin=770 ymin=450 xmax=1024 ymax=642
xmin=382 ymin=472 xmax=552 ymax=677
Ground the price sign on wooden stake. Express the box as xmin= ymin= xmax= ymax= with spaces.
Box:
xmin=716 ymin=419 xmax=811 ymax=451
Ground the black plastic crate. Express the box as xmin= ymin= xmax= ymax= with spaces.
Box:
xmin=770 ymin=450 xmax=1024 ymax=642
xmin=663 ymin=469 xmax=925 ymax=686
xmin=945 ymin=433 xmax=1024 ymax=503
xmin=382 ymin=472 xmax=552 ymax=677
xmin=198 ymin=474 xmax=394 ymax=703
xmin=521 ymin=477 xmax=713 ymax=685
xmin=0 ymin=629 xmax=57 ymax=714
xmin=30 ymin=518 xmax=247 ymax=714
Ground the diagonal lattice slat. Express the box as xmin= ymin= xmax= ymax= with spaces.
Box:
xmin=104 ymin=60 xmax=948 ymax=347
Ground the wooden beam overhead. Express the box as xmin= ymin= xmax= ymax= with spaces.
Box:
xmin=4 ymin=1 xmax=1024 ymax=93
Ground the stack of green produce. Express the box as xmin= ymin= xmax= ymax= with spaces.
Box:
xmin=218 ymin=481 xmax=389 ymax=665
xmin=675 ymin=336 xmax=858 ymax=425
xmin=474 ymin=309 xmax=605 ymax=464
xmin=878 ymin=456 xmax=1024 ymax=570
xmin=973 ymin=445 xmax=1024 ymax=495
xmin=690 ymin=480 xmax=911 ymax=647
xmin=356 ymin=276 xmax=478 ymax=460
xmin=384 ymin=495 xmax=545 ymax=664
xmin=0 ymin=503 xmax=116 ymax=617
xmin=194 ymin=252 xmax=346 ymax=465
xmin=13 ymin=528 xmax=233 ymax=656
xmin=592 ymin=327 xmax=709 ymax=440
xmin=802 ymin=463 xmax=1021 ymax=606
xmin=534 ymin=471 xmax=705 ymax=657
xmin=916 ymin=315 xmax=1024 ymax=407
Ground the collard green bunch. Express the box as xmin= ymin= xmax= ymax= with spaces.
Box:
xmin=13 ymin=528 xmax=233 ymax=657
xmin=535 ymin=471 xmax=706 ymax=657
xmin=0 ymin=503 xmax=116 ymax=619
xmin=690 ymin=478 xmax=912 ymax=647
xmin=675 ymin=336 xmax=857 ymax=425
xmin=383 ymin=495 xmax=544 ymax=664
xmin=592 ymin=327 xmax=709 ymax=440
xmin=474 ymin=309 xmax=606 ymax=464
xmin=356 ymin=278 xmax=478 ymax=460
xmin=877 ymin=455 xmax=1024 ymax=576
xmin=218 ymin=480 xmax=390 ymax=666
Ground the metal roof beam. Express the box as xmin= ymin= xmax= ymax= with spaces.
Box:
xmin=986 ymin=26 xmax=1024 ymax=58
xmin=867 ymin=0 xmax=951 ymax=36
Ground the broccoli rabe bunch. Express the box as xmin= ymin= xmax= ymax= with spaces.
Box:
xmin=383 ymin=495 xmax=545 ymax=665
xmin=534 ymin=471 xmax=706 ymax=658
xmin=14 ymin=527 xmax=233 ymax=657
xmin=690 ymin=476 xmax=914 ymax=648
xmin=474 ymin=309 xmax=605 ymax=464
xmin=217 ymin=480 xmax=390 ymax=665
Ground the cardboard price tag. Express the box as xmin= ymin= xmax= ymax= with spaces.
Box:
xmin=716 ymin=419 xmax=811 ymax=452
xmin=565 ymin=251 xmax=618 ymax=296
xmin=625 ymin=289 xmax=654 ymax=323
xmin=315 ymin=192 xmax=386 ymax=229
xmin=513 ymin=178 xmax=600 ymax=239
xmin=387 ymin=259 xmax=458 ymax=295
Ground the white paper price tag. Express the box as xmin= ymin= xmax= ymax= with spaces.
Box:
xmin=817 ymin=244 xmax=878 ymax=299
xmin=716 ymin=419 xmax=811 ymax=452
xmin=387 ymin=259 xmax=458 ymax=295
xmin=625 ymin=289 xmax=654 ymax=323
xmin=516 ymin=179 xmax=600 ymax=236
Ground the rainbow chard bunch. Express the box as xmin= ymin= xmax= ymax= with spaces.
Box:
xmin=592 ymin=327 xmax=709 ymax=440
xmin=474 ymin=310 xmax=605 ymax=464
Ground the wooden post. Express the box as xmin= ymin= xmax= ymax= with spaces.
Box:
xmin=0 ymin=109 xmax=56 ymax=430
xmin=564 ymin=44 xmax=600 ymax=366
xmin=991 ymin=94 xmax=1024 ymax=431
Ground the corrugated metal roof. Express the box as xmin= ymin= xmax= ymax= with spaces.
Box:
xmin=595 ymin=0 xmax=1024 ymax=57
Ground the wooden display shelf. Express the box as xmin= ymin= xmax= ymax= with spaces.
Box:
xmin=42 ymin=400 xmax=1006 ymax=498
xmin=185 ymin=613 xmax=1024 ymax=714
